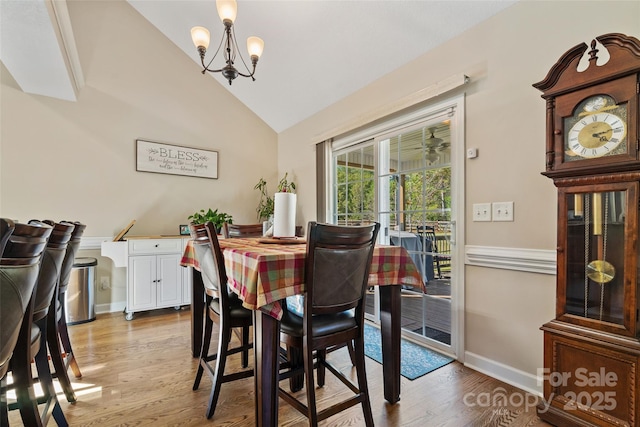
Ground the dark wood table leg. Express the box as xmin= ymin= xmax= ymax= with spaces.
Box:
xmin=254 ymin=310 xmax=280 ymax=427
xmin=379 ymin=285 xmax=401 ymax=403
xmin=190 ymin=268 xmax=204 ymax=358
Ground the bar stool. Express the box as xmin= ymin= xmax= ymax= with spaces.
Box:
xmin=48 ymin=221 xmax=86 ymax=402
xmin=29 ymin=220 xmax=74 ymax=425
xmin=2 ymin=220 xmax=53 ymax=427
xmin=190 ymin=222 xmax=254 ymax=419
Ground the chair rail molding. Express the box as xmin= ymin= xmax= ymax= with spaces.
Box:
xmin=80 ymin=237 xmax=110 ymax=251
xmin=465 ymin=245 xmax=556 ymax=275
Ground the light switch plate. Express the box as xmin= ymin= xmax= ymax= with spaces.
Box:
xmin=473 ymin=203 xmax=491 ymax=221
xmin=492 ymin=201 xmax=514 ymax=222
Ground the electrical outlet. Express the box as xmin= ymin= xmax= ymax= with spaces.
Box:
xmin=473 ymin=203 xmax=491 ymax=221
xmin=100 ymin=276 xmax=110 ymax=290
xmin=492 ymin=201 xmax=514 ymax=222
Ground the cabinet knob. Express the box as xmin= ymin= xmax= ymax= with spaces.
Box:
xmin=155 ymin=244 xmax=159 ymax=247
xmin=554 ymin=129 xmax=561 ymax=135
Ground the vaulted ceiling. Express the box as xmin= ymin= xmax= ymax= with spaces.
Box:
xmin=1 ymin=0 xmax=517 ymax=133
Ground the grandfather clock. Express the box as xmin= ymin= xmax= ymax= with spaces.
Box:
xmin=533 ymin=33 xmax=640 ymax=426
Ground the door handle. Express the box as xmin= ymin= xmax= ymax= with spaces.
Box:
xmin=450 ymin=220 xmax=456 ymax=246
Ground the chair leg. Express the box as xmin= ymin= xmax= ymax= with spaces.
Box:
xmin=303 ymin=342 xmax=319 ymax=426
xmin=347 ymin=340 xmax=356 ymax=366
xmin=435 ymin=255 xmax=443 ymax=279
xmin=47 ymin=309 xmax=77 ymax=402
xmin=241 ymin=325 xmax=249 ymax=368
xmin=353 ymin=336 xmax=374 ymax=427
xmin=205 ymin=321 xmax=231 ymax=419
xmin=34 ymin=318 xmax=69 ymax=427
xmin=1 ymin=375 xmax=9 ymax=427
xmin=285 ymin=344 xmax=304 ymax=392
xmin=58 ymin=300 xmax=82 ymax=378
xmin=193 ymin=304 xmax=214 ymax=391
xmin=316 ymin=349 xmax=326 ymax=387
xmin=12 ymin=319 xmax=43 ymax=427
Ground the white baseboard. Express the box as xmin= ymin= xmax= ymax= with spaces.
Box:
xmin=464 ymin=351 xmax=542 ymax=397
xmin=95 ymin=301 xmax=126 ymax=315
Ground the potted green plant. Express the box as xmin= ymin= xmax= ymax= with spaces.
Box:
xmin=254 ymin=178 xmax=274 ymax=221
xmin=254 ymin=173 xmax=296 ymax=219
xmin=277 ymin=172 xmax=296 ymax=193
xmin=188 ymin=208 xmax=233 ymax=234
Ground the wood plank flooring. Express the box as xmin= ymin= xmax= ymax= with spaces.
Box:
xmin=7 ymin=309 xmax=551 ymax=426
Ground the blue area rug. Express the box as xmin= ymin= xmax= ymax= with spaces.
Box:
xmin=363 ymin=323 xmax=454 ymax=380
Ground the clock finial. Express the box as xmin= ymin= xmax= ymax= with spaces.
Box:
xmin=588 ymin=39 xmax=599 ymax=63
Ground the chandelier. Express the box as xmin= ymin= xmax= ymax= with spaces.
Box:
xmin=190 ymin=0 xmax=264 ymax=85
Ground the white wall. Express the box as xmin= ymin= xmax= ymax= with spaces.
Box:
xmin=1 ymin=1 xmax=278 ymax=308
xmin=277 ymin=1 xmax=639 ymax=393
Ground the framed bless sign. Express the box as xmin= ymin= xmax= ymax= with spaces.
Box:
xmin=136 ymin=139 xmax=218 ymax=179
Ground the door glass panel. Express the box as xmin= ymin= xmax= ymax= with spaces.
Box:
xmin=377 ymin=122 xmax=452 ymax=345
xmin=565 ymin=190 xmax=626 ymax=325
xmin=333 ymin=144 xmax=375 ymax=226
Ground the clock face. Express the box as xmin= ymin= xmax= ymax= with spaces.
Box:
xmin=564 ymin=95 xmax=628 ymax=161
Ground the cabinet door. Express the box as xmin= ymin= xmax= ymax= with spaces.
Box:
xmin=156 ymin=253 xmax=183 ymax=308
xmin=128 ymin=255 xmax=157 ymax=311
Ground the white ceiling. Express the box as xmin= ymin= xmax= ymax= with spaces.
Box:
xmin=1 ymin=0 xmax=517 ymax=133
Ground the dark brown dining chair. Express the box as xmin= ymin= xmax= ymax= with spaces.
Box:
xmin=416 ymin=225 xmax=450 ymax=279
xmin=0 ymin=218 xmax=17 ymax=426
xmin=278 ymin=221 xmax=379 ymax=427
xmin=1 ymin=220 xmax=54 ymax=427
xmin=222 ymin=222 xmax=263 ymax=238
xmin=190 ymin=222 xmax=254 ymax=419
xmin=27 ymin=220 xmax=74 ymax=425
xmin=47 ymin=221 xmax=86 ymax=402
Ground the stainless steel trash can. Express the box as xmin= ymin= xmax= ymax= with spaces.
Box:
xmin=65 ymin=257 xmax=97 ymax=325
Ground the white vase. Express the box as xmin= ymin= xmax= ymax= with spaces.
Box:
xmin=273 ymin=192 xmax=296 ymax=238
xmin=262 ymin=215 xmax=274 ymax=236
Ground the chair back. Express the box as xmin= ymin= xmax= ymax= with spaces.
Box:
xmin=0 ymin=218 xmax=14 ymax=256
xmin=222 ymin=223 xmax=263 ymax=239
xmin=190 ymin=222 xmax=228 ymax=300
xmin=0 ymin=220 xmax=52 ymax=376
xmin=57 ymin=221 xmax=86 ymax=296
xmin=304 ymin=222 xmax=379 ymax=317
xmin=30 ymin=220 xmax=75 ymax=321
xmin=416 ymin=225 xmax=436 ymax=251
xmin=2 ymin=220 xmax=52 ymax=264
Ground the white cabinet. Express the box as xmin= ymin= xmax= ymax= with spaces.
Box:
xmin=123 ymin=237 xmax=190 ymax=320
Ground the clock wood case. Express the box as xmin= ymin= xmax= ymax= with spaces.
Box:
xmin=534 ymin=33 xmax=640 ymax=427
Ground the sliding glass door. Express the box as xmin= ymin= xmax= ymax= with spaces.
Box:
xmin=330 ymin=100 xmax=461 ymax=353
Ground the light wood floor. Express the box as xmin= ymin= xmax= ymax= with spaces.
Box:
xmin=7 ymin=308 xmax=551 ymax=426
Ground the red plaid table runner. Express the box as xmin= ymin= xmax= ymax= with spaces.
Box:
xmin=181 ymin=237 xmax=424 ymax=319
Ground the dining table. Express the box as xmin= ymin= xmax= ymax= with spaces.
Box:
xmin=180 ymin=236 xmax=424 ymax=427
